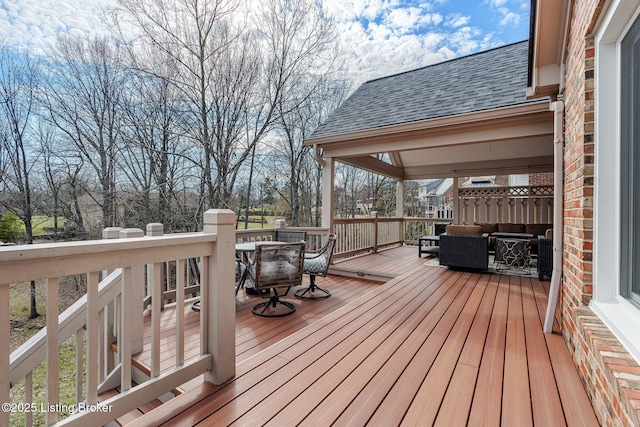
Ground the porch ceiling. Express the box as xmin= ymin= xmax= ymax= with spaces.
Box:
xmin=308 ymin=99 xmax=554 ymax=180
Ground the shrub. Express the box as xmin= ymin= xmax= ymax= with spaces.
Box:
xmin=0 ymin=212 xmax=25 ymax=243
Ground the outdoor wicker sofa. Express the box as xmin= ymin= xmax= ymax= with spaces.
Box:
xmin=439 ymin=225 xmax=489 ymax=270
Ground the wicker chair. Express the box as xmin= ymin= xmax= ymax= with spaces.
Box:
xmin=439 ymin=225 xmax=489 ymax=270
xmin=295 ymin=234 xmax=337 ymax=300
xmin=275 ymin=230 xmax=307 ymax=243
xmin=537 ymin=233 xmax=553 ymax=281
xmin=248 ymin=242 xmax=305 ymax=317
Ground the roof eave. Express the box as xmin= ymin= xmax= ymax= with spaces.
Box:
xmin=527 ymin=0 xmax=570 ymax=99
xmin=305 ymin=100 xmax=551 ymax=149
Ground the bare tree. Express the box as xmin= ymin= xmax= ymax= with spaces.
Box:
xmin=44 ymin=35 xmax=127 ymax=228
xmin=270 ymin=77 xmax=349 ymax=226
xmin=0 ymin=43 xmax=40 ymax=317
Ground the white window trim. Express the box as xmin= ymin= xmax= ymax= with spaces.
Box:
xmin=591 ymin=0 xmax=640 ymax=363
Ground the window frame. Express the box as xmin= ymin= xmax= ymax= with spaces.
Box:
xmin=591 ymin=0 xmax=640 ymax=363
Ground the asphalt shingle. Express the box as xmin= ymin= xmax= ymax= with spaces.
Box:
xmin=311 ymin=41 xmax=534 ymax=139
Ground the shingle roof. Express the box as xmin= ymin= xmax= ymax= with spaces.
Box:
xmin=311 ymin=40 xmax=534 ymax=139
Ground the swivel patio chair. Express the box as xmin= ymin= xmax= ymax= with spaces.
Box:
xmin=248 ymin=242 xmax=305 ymax=317
xmin=295 ymin=234 xmax=336 ymax=300
xmin=193 ymin=258 xmax=246 ymax=311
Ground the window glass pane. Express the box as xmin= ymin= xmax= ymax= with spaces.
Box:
xmin=621 ymin=15 xmax=640 ymax=305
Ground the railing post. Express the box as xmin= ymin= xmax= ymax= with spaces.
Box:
xmin=120 ymin=228 xmax=145 ymax=356
xmin=101 ymin=227 xmax=122 ymax=380
xmin=146 ymin=223 xmax=165 ymax=311
xmin=202 ymin=209 xmax=236 ymax=384
xmin=370 ymin=211 xmax=378 ymax=253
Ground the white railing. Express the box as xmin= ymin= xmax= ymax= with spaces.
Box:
xmin=2 ymin=209 xmax=236 ymax=427
xmin=235 ymin=222 xmax=330 ymax=252
xmin=457 ymin=185 xmax=554 ymax=225
xmin=332 ymin=185 xmax=553 ymax=260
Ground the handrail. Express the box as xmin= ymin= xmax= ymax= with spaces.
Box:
xmin=1 ymin=209 xmax=236 ymax=427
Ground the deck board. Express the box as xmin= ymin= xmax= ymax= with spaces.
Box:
xmin=125 ymin=246 xmax=598 ymax=427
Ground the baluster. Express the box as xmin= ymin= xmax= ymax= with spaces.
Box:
xmin=75 ymin=328 xmax=83 ymax=406
xmin=176 ymin=259 xmax=185 ymax=367
xmin=25 ymin=371 xmax=33 ymax=427
xmin=120 ymin=267 xmax=132 ymax=392
xmin=46 ymin=277 xmax=59 ymax=425
xmin=200 ymin=255 xmax=209 ymax=355
xmin=149 ymin=261 xmax=162 ymax=378
xmin=1 ymin=285 xmax=9 ymax=427
xmin=86 ymin=271 xmax=99 ymax=405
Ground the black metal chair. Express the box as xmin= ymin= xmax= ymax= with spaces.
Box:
xmin=537 ymin=234 xmax=553 ymax=281
xmin=275 ymin=229 xmax=307 ymax=243
xmin=295 ymin=234 xmax=336 ymax=300
xmin=248 ymin=242 xmax=305 ymax=317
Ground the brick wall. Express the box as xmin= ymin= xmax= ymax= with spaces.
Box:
xmin=562 ymin=0 xmax=640 ymax=425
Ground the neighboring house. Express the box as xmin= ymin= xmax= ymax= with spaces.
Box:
xmin=418 ymin=178 xmax=453 ymax=218
xmin=305 ymin=0 xmax=640 ymax=424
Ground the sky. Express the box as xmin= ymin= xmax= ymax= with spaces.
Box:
xmin=0 ymin=0 xmax=530 ymax=87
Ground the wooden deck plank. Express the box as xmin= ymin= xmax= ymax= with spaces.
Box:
xmin=277 ymin=269 xmax=466 ymax=426
xmin=433 ymin=275 xmax=499 ymax=426
xmin=402 ymin=274 xmax=492 ymax=425
xmin=521 ymin=277 xmax=567 ymax=427
xmin=189 ymin=267 xmax=445 ymax=425
xmin=123 ymin=247 xmax=598 ymax=427
xmin=530 ymin=278 xmax=600 ymax=427
xmin=502 ymin=275 xmax=533 ymax=426
xmin=467 ymin=273 xmax=510 ymax=426
xmin=243 ymin=268 xmax=460 ymax=425
xmin=161 ymin=267 xmax=436 ymax=425
xmin=363 ymin=273 xmax=478 ymax=426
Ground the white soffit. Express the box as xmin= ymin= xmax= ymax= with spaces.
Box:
xmin=528 ymin=0 xmax=569 ymax=98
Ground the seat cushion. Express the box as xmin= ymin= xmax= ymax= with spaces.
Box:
xmin=476 ymin=222 xmax=498 ymax=234
xmin=445 ymin=225 xmax=483 ymax=236
xmin=525 ymin=223 xmax=553 ymax=236
xmin=498 ymin=223 xmax=526 ymax=233
xmin=304 ymin=254 xmax=330 ymax=274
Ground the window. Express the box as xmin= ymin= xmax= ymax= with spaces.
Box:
xmin=591 ymin=0 xmax=640 ymax=363
xmin=620 ymin=16 xmax=640 ymax=306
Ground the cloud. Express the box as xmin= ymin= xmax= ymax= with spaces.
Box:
xmin=0 ymin=0 xmax=528 ymax=88
xmin=483 ymin=0 xmax=528 ymax=28
xmin=0 ymin=0 xmax=114 ymax=53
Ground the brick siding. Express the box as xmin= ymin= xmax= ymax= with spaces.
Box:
xmin=562 ymin=0 xmax=640 ymax=425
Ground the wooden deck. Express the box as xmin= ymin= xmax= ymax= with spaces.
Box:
xmin=126 ymin=247 xmax=598 ymax=426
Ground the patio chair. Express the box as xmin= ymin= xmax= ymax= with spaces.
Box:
xmin=537 ymin=229 xmax=553 ymax=281
xmin=439 ymin=225 xmax=489 ymax=270
xmin=248 ymin=242 xmax=305 ymax=317
xmin=275 ymin=229 xmax=307 ymax=243
xmin=192 ymin=258 xmax=246 ymax=311
xmin=295 ymin=234 xmax=337 ymax=300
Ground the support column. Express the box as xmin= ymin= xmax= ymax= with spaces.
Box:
xmin=321 ymin=157 xmax=335 ymax=232
xmin=452 ymin=177 xmax=460 ymax=225
xmin=396 ymin=179 xmax=404 ymax=218
xmin=396 ymin=179 xmax=405 ymax=244
xmin=202 ymin=209 xmax=236 ymax=384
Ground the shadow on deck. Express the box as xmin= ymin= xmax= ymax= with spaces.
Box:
xmin=124 ymin=246 xmax=598 ymax=426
